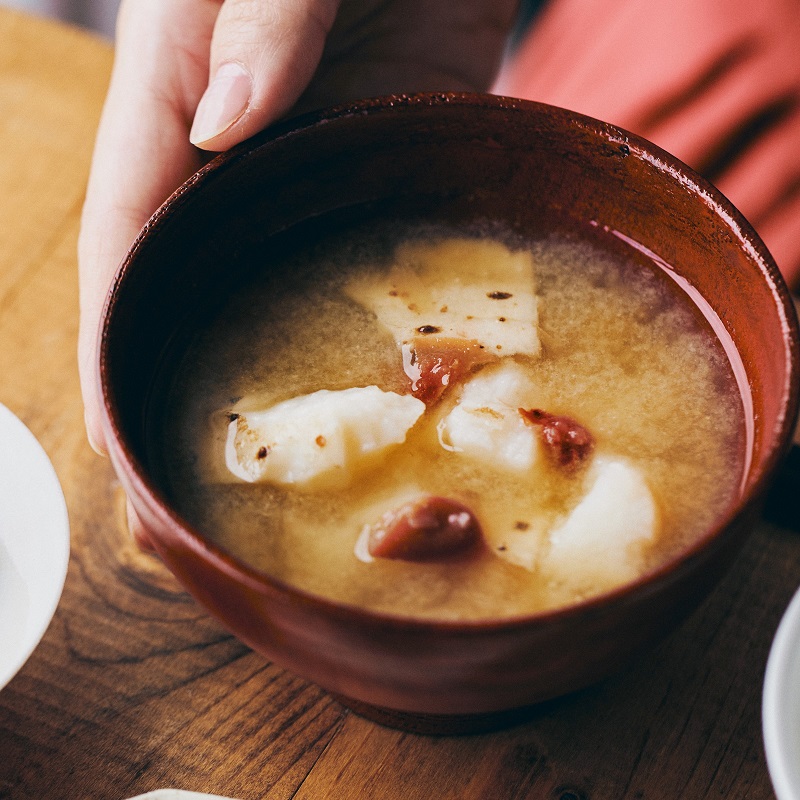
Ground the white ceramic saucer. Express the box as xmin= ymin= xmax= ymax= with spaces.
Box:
xmin=126 ymin=792 xmax=237 ymax=799
xmin=0 ymin=403 xmax=69 ymax=690
xmin=763 ymin=584 xmax=800 ymax=800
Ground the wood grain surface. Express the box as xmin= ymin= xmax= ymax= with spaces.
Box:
xmin=0 ymin=7 xmax=797 ymax=799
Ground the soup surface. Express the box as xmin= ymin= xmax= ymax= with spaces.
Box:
xmin=156 ymin=221 xmax=746 ymax=620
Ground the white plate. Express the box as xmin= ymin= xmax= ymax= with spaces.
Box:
xmin=125 ymin=792 xmax=238 ymax=799
xmin=763 ymin=584 xmax=800 ymax=800
xmin=0 ymin=403 xmax=69 ymax=690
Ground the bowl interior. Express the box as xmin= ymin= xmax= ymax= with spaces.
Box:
xmin=103 ymin=94 xmax=797 ymax=545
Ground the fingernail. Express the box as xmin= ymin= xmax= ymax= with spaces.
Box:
xmin=190 ymin=61 xmax=252 ymax=146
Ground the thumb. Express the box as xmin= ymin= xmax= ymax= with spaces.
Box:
xmin=189 ymin=0 xmax=340 ymax=151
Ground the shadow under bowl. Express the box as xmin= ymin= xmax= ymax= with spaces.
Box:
xmin=99 ymin=93 xmax=799 ymax=734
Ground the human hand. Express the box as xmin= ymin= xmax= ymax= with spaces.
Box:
xmin=495 ymin=0 xmax=800 ymax=287
xmin=79 ymin=0 xmax=516 ymax=455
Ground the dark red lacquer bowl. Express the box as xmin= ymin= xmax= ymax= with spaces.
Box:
xmin=98 ymin=94 xmax=800 ymax=733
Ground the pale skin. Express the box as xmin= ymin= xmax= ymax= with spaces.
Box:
xmin=80 ymin=0 xmax=800 ymax=541
xmin=78 ymin=0 xmax=518 ymax=457
xmin=78 ymin=0 xmax=516 ymax=545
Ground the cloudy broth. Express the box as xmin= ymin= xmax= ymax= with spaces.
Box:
xmin=155 ymin=221 xmax=747 ymax=620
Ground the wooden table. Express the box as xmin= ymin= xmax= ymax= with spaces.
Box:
xmin=1 ymin=7 xmax=799 ymax=799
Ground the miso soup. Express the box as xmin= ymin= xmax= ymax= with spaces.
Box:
xmin=155 ymin=221 xmax=747 ymax=620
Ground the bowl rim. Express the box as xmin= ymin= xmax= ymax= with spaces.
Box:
xmin=99 ymin=91 xmax=800 ymax=632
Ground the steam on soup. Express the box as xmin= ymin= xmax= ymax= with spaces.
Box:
xmin=155 ymin=222 xmax=746 ymax=620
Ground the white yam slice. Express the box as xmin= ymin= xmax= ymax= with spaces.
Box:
xmin=344 ymin=237 xmax=540 ymax=357
xmin=542 ymin=457 xmax=659 ymax=593
xmin=437 ymin=362 xmax=543 ymax=472
xmin=225 ymin=386 xmax=425 ymax=488
xmin=485 ymin=512 xmax=547 ymax=572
